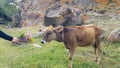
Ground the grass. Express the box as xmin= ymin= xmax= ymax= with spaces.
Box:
xmin=0 ymin=26 xmax=120 ymax=68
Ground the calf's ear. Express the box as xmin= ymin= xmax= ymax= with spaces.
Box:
xmin=55 ymin=26 xmax=64 ymax=32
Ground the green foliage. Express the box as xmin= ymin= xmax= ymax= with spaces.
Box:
xmin=0 ymin=0 xmax=19 ymax=26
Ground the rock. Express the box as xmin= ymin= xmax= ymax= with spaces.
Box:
xmin=33 ymin=44 xmax=42 ymax=48
xmin=44 ymin=4 xmax=84 ymax=27
xmin=97 ymin=10 xmax=106 ymax=14
xmin=73 ymin=0 xmax=95 ymax=11
xmin=19 ymin=0 xmax=54 ymax=26
xmin=108 ymin=28 xmax=120 ymax=42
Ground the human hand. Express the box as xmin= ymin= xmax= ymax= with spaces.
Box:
xmin=12 ymin=37 xmax=19 ymax=43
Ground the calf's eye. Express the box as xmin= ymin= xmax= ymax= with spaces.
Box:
xmin=48 ymin=33 xmax=51 ymax=35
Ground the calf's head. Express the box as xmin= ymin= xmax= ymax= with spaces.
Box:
xmin=41 ymin=26 xmax=64 ymax=44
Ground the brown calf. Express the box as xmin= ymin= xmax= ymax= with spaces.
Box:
xmin=41 ymin=24 xmax=102 ymax=68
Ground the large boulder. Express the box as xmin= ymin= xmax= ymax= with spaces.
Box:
xmin=108 ymin=28 xmax=120 ymax=42
xmin=44 ymin=4 xmax=84 ymax=27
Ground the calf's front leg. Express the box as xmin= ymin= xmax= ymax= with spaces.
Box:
xmin=68 ymin=47 xmax=75 ymax=68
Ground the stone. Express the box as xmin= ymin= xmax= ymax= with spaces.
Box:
xmin=108 ymin=28 xmax=120 ymax=42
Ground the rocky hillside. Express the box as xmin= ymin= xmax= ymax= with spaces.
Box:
xmin=17 ymin=0 xmax=120 ymax=26
xmin=19 ymin=0 xmax=54 ymax=26
xmin=18 ymin=0 xmax=95 ymax=26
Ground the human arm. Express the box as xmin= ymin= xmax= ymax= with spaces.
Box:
xmin=0 ymin=30 xmax=19 ymax=43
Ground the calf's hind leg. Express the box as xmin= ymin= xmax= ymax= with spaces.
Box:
xmin=93 ymin=43 xmax=97 ymax=61
xmin=97 ymin=43 xmax=102 ymax=64
xmin=95 ymin=38 xmax=102 ymax=64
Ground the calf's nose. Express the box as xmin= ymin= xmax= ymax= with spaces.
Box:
xmin=41 ymin=40 xmax=46 ymax=44
xmin=41 ymin=41 xmax=44 ymax=44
